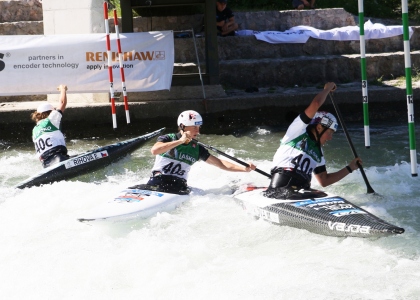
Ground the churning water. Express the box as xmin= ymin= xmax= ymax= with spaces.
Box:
xmin=0 ymin=123 xmax=419 ymax=299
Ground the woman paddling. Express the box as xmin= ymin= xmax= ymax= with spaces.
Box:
xmin=264 ymin=82 xmax=362 ymax=200
xmin=140 ymin=110 xmax=256 ymax=194
xmin=31 ymin=84 xmax=69 ymax=168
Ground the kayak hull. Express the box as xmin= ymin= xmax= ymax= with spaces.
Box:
xmin=233 ymin=186 xmax=404 ymax=238
xmin=16 ymin=128 xmax=165 ymax=189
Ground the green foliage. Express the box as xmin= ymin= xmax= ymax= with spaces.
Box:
xmin=413 ymin=65 xmax=420 ymax=81
xmin=369 ymin=75 xmax=384 ymax=86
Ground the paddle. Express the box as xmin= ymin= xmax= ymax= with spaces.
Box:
xmin=192 ymin=139 xmax=272 ymax=179
xmin=328 ymin=93 xmax=375 ymax=194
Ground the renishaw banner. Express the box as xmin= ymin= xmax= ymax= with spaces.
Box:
xmin=0 ymin=31 xmax=174 ymax=96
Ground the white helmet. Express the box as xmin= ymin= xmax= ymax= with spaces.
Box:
xmin=177 ymin=110 xmax=203 ymax=127
xmin=36 ymin=102 xmax=54 ymax=113
xmin=310 ymin=111 xmax=338 ymax=132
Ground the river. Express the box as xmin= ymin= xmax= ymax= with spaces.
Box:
xmin=0 ymin=122 xmax=419 ymax=299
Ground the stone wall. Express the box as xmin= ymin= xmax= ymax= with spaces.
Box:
xmin=235 ymin=8 xmax=356 ymax=31
xmin=117 ymin=8 xmax=356 ymax=32
xmin=0 ymin=0 xmax=43 ymax=22
xmin=0 ymin=20 xmax=43 ymax=34
xmin=0 ymin=6 xmax=356 ymax=35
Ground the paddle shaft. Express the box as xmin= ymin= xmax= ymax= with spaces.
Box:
xmin=192 ymin=139 xmax=272 ymax=179
xmin=328 ymin=93 xmax=375 ymax=194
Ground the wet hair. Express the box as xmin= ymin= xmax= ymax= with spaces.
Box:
xmin=308 ymin=123 xmax=329 ymax=133
xmin=31 ymin=110 xmax=52 ymax=123
xmin=307 ymin=123 xmax=329 ymax=146
xmin=307 ymin=123 xmax=317 ymax=131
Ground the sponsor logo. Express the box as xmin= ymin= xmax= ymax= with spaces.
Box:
xmin=154 ymin=51 xmax=165 ymax=60
xmin=329 ymin=209 xmax=367 ymax=217
xmin=293 ymin=197 xmax=344 ymax=207
xmin=294 ymin=198 xmax=364 ymax=215
xmin=64 ymin=150 xmax=108 ymax=169
xmin=85 ymin=51 xmax=164 ymax=62
xmin=40 ymin=126 xmax=52 ymax=132
xmin=298 ymin=138 xmax=307 ymax=151
xmin=115 ymin=195 xmax=144 ymax=203
xmin=309 ymin=201 xmax=347 ymax=210
xmin=306 ymin=148 xmax=322 ymax=162
xmin=124 ymin=189 xmax=164 ymax=197
xmin=244 ymin=203 xmax=280 ymax=223
xmin=258 ymin=209 xmax=280 ymax=223
xmin=0 ymin=53 xmax=5 ymax=72
xmin=179 ymin=153 xmax=196 ymax=163
xmin=328 ymin=221 xmax=371 ymax=234
xmin=114 ymin=189 xmax=164 ymax=202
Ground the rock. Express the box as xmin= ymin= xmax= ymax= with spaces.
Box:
xmin=0 ymin=0 xmax=43 ymax=23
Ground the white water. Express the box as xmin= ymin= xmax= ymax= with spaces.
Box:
xmin=1 ymin=125 xmax=420 ymax=299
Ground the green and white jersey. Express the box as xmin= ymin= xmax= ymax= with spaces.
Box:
xmin=272 ymin=113 xmax=325 ymax=182
xmin=151 ymin=133 xmax=209 ymax=180
xmin=32 ymin=110 xmax=66 ymax=159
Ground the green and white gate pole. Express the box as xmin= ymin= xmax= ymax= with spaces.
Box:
xmin=358 ymin=0 xmax=370 ymax=148
xmin=402 ymin=0 xmax=418 ymax=177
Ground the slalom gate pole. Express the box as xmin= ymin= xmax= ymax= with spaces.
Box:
xmin=113 ymin=9 xmax=130 ymax=124
xmin=191 ymin=28 xmax=206 ymax=100
xmin=402 ymin=0 xmax=418 ymax=176
xmin=104 ymin=1 xmax=117 ymax=129
xmin=358 ymin=0 xmax=370 ymax=148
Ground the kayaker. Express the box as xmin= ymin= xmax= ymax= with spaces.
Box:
xmin=31 ymin=84 xmax=69 ymax=168
xmin=146 ymin=110 xmax=256 ymax=194
xmin=264 ymin=82 xmax=362 ymax=199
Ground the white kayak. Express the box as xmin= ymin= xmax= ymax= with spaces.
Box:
xmin=78 ymin=186 xmax=190 ymax=222
xmin=233 ymin=184 xmax=404 ymax=238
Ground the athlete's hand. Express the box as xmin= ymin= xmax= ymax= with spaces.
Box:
xmin=324 ymin=82 xmax=336 ymax=92
xmin=180 ymin=130 xmax=192 ymax=144
xmin=348 ymin=157 xmax=362 ymax=172
xmin=57 ymin=84 xmax=68 ymax=92
xmin=244 ymin=162 xmax=257 ymax=172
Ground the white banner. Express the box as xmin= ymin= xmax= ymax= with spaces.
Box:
xmin=235 ymin=21 xmax=413 ymax=44
xmin=0 ymin=31 xmax=174 ymax=96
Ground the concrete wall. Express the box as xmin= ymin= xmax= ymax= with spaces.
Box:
xmin=42 ymin=0 xmax=109 ymax=104
xmin=42 ymin=0 xmax=104 ymax=34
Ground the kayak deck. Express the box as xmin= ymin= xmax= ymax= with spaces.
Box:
xmin=16 ymin=128 xmax=165 ymax=189
xmin=78 ymin=188 xmax=190 ymax=222
xmin=233 ymin=186 xmax=404 ymax=238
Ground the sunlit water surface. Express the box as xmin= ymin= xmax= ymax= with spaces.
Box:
xmin=1 ymin=124 xmax=419 ymax=299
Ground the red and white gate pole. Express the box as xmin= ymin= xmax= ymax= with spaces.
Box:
xmin=113 ymin=9 xmax=130 ymax=124
xmin=103 ymin=1 xmax=117 ymax=129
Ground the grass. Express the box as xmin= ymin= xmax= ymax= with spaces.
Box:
xmin=369 ymin=75 xmax=384 ymax=86
xmin=413 ymin=66 xmax=420 ymax=82
xmin=385 ymin=65 xmax=420 ymax=87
